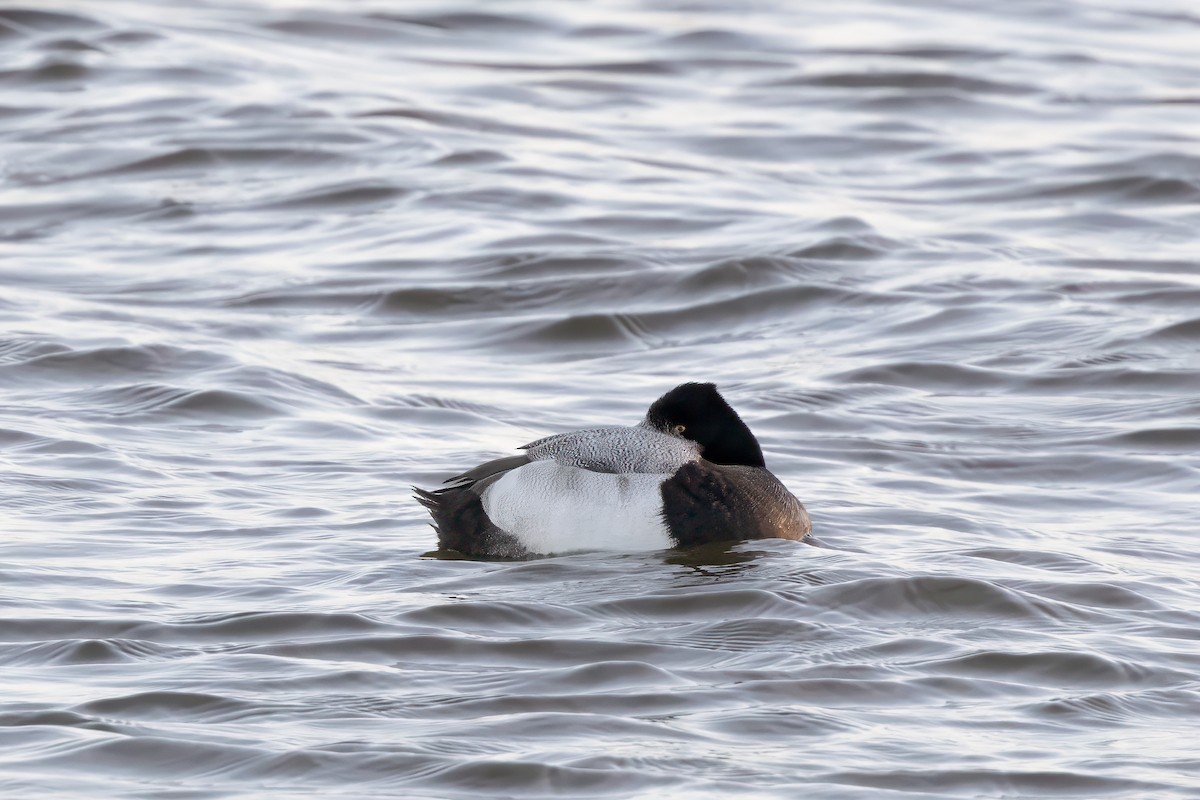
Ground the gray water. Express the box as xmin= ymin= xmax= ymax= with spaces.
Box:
xmin=3 ymin=0 xmax=1200 ymax=797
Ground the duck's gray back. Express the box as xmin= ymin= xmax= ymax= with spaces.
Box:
xmin=522 ymin=426 xmax=699 ymax=475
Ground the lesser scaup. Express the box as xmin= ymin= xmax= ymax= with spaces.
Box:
xmin=416 ymin=382 xmax=811 ymax=558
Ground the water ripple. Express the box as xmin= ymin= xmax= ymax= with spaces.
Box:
xmin=3 ymin=0 xmax=1199 ymax=797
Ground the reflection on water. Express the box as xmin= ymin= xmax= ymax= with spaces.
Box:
xmin=2 ymin=0 xmax=1199 ymax=797
xmin=663 ymin=540 xmax=765 ymax=567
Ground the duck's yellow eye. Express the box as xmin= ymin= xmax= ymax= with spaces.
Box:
xmin=673 ymin=424 xmax=686 ymax=435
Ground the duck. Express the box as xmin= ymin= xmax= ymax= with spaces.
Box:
xmin=415 ymin=382 xmax=811 ymax=559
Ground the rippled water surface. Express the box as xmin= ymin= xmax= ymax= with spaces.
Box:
xmin=3 ymin=0 xmax=1200 ymax=797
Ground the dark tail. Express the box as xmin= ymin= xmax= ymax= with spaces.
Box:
xmin=413 ymin=484 xmax=526 ymax=559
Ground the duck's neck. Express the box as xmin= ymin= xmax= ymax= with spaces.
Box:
xmin=704 ymin=418 xmax=765 ymax=468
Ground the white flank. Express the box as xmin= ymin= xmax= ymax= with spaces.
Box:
xmin=480 ymin=460 xmax=672 ymax=554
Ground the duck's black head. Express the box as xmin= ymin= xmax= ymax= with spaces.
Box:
xmin=645 ymin=382 xmax=765 ymax=468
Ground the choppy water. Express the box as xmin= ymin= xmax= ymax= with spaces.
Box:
xmin=3 ymin=0 xmax=1200 ymax=797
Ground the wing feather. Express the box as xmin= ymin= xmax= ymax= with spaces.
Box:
xmin=521 ymin=426 xmax=698 ymax=474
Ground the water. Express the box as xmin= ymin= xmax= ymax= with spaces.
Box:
xmin=2 ymin=0 xmax=1199 ymax=796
